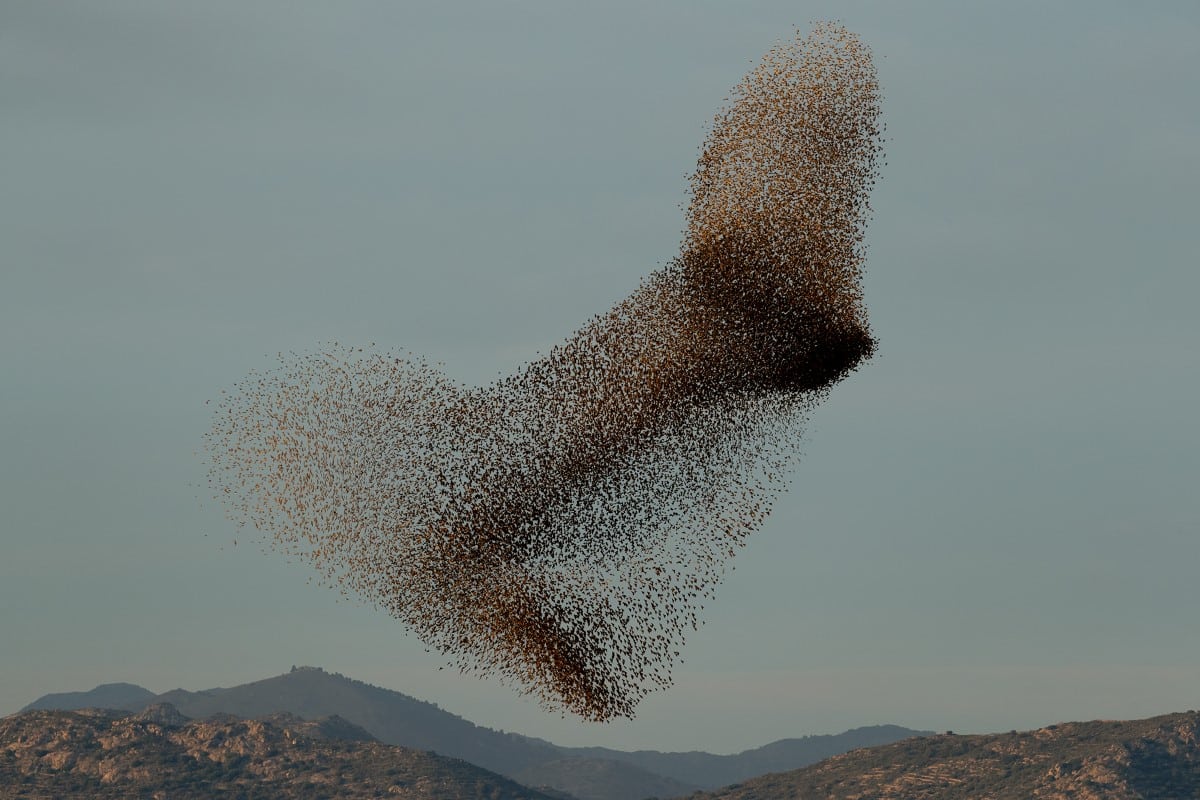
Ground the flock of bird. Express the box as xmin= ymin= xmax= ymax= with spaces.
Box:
xmin=206 ymin=23 xmax=883 ymax=721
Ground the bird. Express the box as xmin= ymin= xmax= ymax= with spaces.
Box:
xmin=205 ymin=22 xmax=883 ymax=722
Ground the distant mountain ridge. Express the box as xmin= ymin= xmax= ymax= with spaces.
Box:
xmin=18 ymin=667 xmax=928 ymax=800
xmin=563 ymin=724 xmax=926 ymax=788
xmin=21 ymin=682 xmax=155 ymax=712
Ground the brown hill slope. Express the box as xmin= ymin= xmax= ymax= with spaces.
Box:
xmin=688 ymin=711 xmax=1200 ymax=800
xmin=0 ymin=704 xmax=562 ymax=799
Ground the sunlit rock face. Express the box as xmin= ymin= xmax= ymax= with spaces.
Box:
xmin=207 ymin=23 xmax=883 ymax=721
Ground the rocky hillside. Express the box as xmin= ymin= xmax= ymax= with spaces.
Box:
xmin=0 ymin=704 xmax=562 ymax=799
xmin=19 ymin=667 xmax=925 ymax=800
xmin=686 ymin=711 xmax=1200 ymax=800
xmin=20 ymin=667 xmax=562 ymax=777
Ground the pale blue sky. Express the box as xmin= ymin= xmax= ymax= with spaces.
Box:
xmin=2 ymin=1 xmax=1198 ymax=753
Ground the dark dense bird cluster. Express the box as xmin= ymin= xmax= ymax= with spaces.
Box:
xmin=207 ymin=23 xmax=883 ymax=721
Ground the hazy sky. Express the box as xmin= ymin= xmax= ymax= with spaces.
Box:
xmin=3 ymin=1 xmax=1198 ymax=753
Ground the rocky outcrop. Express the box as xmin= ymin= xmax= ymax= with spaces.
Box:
xmin=0 ymin=708 xmax=562 ymax=799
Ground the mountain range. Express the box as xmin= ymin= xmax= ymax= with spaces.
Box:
xmin=17 ymin=666 xmax=926 ymax=800
xmin=7 ymin=687 xmax=1200 ymax=798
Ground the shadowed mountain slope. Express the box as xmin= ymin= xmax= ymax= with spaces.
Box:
xmin=568 ymin=724 xmax=925 ymax=788
xmin=514 ymin=757 xmax=697 ymax=800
